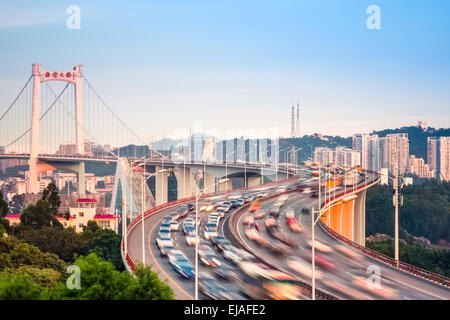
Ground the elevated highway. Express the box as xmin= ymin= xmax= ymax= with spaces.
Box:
xmin=124 ymin=169 xmax=450 ymax=300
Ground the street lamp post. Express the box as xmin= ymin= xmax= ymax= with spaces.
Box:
xmin=378 ymin=168 xmax=402 ymax=266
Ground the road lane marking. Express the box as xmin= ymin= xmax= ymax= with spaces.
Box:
xmin=147 ymin=213 xmax=194 ymax=300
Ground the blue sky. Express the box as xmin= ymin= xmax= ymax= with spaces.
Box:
xmin=0 ymin=0 xmax=449 ymax=140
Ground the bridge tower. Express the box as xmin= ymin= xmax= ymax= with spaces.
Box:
xmin=29 ymin=64 xmax=85 ymax=194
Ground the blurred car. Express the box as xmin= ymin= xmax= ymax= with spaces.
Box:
xmin=243 ymin=215 xmax=254 ymax=226
xmin=285 ymin=217 xmax=304 ymax=232
xmin=269 ymin=206 xmax=281 ymax=218
xmin=199 ymin=275 xmax=228 ymax=300
xmin=324 ymin=279 xmax=363 ymax=300
xmin=199 ymin=248 xmax=222 ymax=267
xmin=170 ymin=257 xmax=195 ymax=279
xmin=214 ymin=266 xmax=239 ymax=281
xmin=249 ymin=200 xmax=260 ymax=212
xmin=221 ymin=291 xmax=247 ymax=300
xmin=313 ymin=254 xmax=336 ymax=271
xmin=168 ymin=212 xmax=179 ymax=221
xmin=205 ymin=221 xmax=219 ymax=231
xmin=265 ymin=217 xmax=277 ymax=228
xmin=169 ymin=221 xmax=179 ymax=231
xmin=228 ymin=194 xmax=242 ymax=200
xmin=214 ymin=238 xmax=233 ymax=252
xmin=216 ymin=205 xmax=231 ymax=213
xmin=210 ymin=211 xmax=223 ymax=219
xmin=183 ymin=223 xmax=195 ymax=235
xmin=162 ymin=217 xmax=172 ymax=224
xmin=352 ymin=276 xmax=399 ymax=299
xmin=176 ymin=205 xmax=191 ymax=219
xmin=204 ymin=226 xmax=218 ymax=240
xmin=272 ymin=231 xmax=298 ymax=248
xmin=156 ymin=233 xmax=172 ymax=249
xmin=223 ymin=249 xmax=242 ymax=265
xmin=253 ymin=211 xmax=265 ymax=220
xmin=160 ymin=224 xmax=171 ymax=233
xmin=159 ymin=242 xmax=175 ymax=256
xmin=268 ymin=243 xmax=290 ymax=256
xmin=335 ymin=245 xmax=364 ymax=261
xmin=167 ymin=249 xmax=188 ymax=264
xmin=286 ymin=256 xmax=322 ymax=280
xmin=233 ymin=248 xmax=255 ymax=261
xmin=307 ymin=240 xmax=332 ymax=253
xmin=185 ymin=232 xmax=196 ymax=246
xmin=301 ymin=207 xmax=310 ymax=214
xmin=245 ymin=229 xmax=270 ymax=247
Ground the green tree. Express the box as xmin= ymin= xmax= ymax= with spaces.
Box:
xmin=2 ymin=266 xmax=62 ymax=287
xmin=41 ymin=183 xmax=61 ymax=216
xmin=16 ymin=225 xmax=89 ymax=262
xmin=49 ymin=253 xmax=174 ymax=300
xmin=367 ymin=240 xmax=450 ymax=277
xmin=0 ymin=223 xmax=5 ymax=238
xmin=0 ymin=236 xmax=66 ymax=274
xmin=81 ymin=221 xmax=124 ymax=271
xmin=0 ymin=272 xmax=43 ymax=300
xmin=130 ymin=263 xmax=175 ymax=300
xmin=366 ymin=181 xmax=450 ymax=244
xmin=0 ymin=191 xmax=8 ymax=218
xmin=20 ymin=199 xmax=53 ymax=229
xmin=50 ymin=253 xmax=134 ymax=300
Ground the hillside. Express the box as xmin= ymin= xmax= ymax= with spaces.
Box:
xmin=372 ymin=126 xmax=450 ymax=160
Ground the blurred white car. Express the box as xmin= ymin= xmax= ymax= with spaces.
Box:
xmin=286 ymin=256 xmax=322 ymax=280
xmin=169 ymin=221 xmax=179 ymax=231
xmin=186 ymin=233 xmax=197 ymax=246
xmin=307 ymin=240 xmax=332 ymax=253
xmin=204 ymin=228 xmax=218 ymax=240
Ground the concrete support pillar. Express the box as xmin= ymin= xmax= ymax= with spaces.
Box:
xmin=174 ymin=166 xmax=193 ymax=199
xmin=74 ymin=65 xmax=84 ymax=154
xmin=29 ymin=64 xmax=41 ymax=194
xmin=247 ymin=176 xmax=260 ymax=187
xmin=78 ymin=162 xmax=86 ymax=196
xmin=218 ymin=180 xmax=232 ymax=192
xmin=342 ymin=200 xmax=355 ymax=241
xmin=353 ymin=189 xmax=367 ymax=246
xmin=155 ymin=166 xmax=168 ymax=205
xmin=203 ymin=173 xmax=216 ymax=193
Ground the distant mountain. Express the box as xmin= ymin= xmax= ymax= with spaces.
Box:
xmin=372 ymin=126 xmax=450 ymax=160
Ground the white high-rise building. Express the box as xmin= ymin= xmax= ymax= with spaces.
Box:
xmin=248 ymin=139 xmax=258 ymax=163
xmin=368 ymin=136 xmax=381 ymax=172
xmin=407 ymin=155 xmax=435 ymax=179
xmin=314 ymin=147 xmax=334 ymax=166
xmin=380 ymin=168 xmax=389 ymax=185
xmin=236 ymin=137 xmax=245 ymax=163
xmin=381 ymin=133 xmax=409 ymax=175
xmin=334 ymin=146 xmax=360 ymax=168
xmin=352 ymin=133 xmax=371 ymax=170
xmin=190 ymin=133 xmax=205 ymax=163
xmin=259 ymin=139 xmax=269 ymax=163
xmin=427 ymin=137 xmax=439 ymax=173
xmin=440 ymin=137 xmax=450 ymax=181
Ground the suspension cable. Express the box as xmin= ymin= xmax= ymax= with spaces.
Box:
xmin=5 ymin=82 xmax=69 ymax=148
xmin=0 ymin=75 xmax=32 ymax=122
